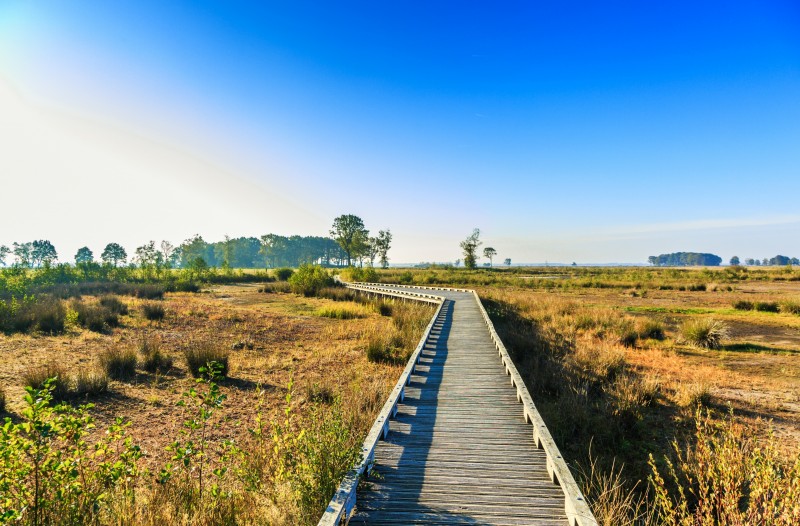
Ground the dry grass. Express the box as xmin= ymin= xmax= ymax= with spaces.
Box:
xmin=0 ymin=283 xmax=435 ymax=524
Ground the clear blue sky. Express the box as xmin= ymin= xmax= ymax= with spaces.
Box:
xmin=1 ymin=1 xmax=798 ymax=263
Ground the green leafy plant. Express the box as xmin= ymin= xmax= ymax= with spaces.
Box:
xmin=0 ymin=379 xmax=142 ymax=525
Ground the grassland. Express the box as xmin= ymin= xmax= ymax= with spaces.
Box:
xmin=0 ymin=281 xmax=433 ymax=525
xmin=2 ymin=264 xmax=799 ymax=524
xmin=367 ymin=265 xmax=800 ymax=523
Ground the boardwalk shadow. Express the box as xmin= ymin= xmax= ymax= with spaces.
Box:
xmin=353 ymin=299 xmax=483 ymax=523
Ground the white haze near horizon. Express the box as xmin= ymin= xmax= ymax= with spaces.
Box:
xmin=1 ymin=78 xmax=798 ymax=266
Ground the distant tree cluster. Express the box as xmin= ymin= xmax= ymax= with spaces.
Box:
xmin=0 ymin=215 xmax=392 ymax=271
xmin=648 ymin=252 xmax=723 ymax=267
xmin=740 ymin=255 xmax=800 ymax=266
xmin=329 ymin=214 xmax=392 ymax=268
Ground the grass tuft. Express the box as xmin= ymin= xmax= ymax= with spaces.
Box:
xmin=680 ymin=318 xmax=729 ymax=349
xmin=184 ymin=342 xmax=230 ymax=377
xmin=99 ymin=348 xmax=138 ymax=381
xmin=99 ymin=295 xmax=129 ymax=315
xmin=22 ymin=363 xmax=71 ymax=401
xmin=315 ymin=306 xmax=366 ymax=319
xmin=142 ymin=301 xmax=166 ymax=321
xmin=138 ymin=334 xmax=174 ymax=373
xmin=780 ymin=299 xmax=800 ymax=315
xmin=73 ymin=370 xmax=109 ymax=397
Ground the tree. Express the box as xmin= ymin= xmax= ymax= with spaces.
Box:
xmin=0 ymin=245 xmax=9 ymax=266
xmin=101 ymin=243 xmax=127 ymax=267
xmin=745 ymin=258 xmax=755 ymax=266
xmin=160 ymin=240 xmax=176 ymax=268
xmin=31 ymin=240 xmax=58 ymax=267
xmin=135 ymin=241 xmax=160 ymax=273
xmin=460 ymin=229 xmax=482 ymax=270
xmin=503 ymin=258 xmax=511 ymax=266
xmin=375 ymin=229 xmax=392 ymax=269
xmin=729 ymin=256 xmax=740 ymax=266
xmin=330 ymin=214 xmax=368 ymax=267
xmin=75 ymin=247 xmax=94 ymax=264
xmin=483 ymin=247 xmax=497 ymax=267
xmin=12 ymin=242 xmax=33 ymax=267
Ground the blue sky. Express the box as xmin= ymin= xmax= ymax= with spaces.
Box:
xmin=1 ymin=1 xmax=798 ymax=264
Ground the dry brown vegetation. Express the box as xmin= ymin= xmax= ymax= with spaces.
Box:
xmin=0 ymin=283 xmax=434 ymax=524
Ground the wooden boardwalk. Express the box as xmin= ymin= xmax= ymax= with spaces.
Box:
xmin=320 ymin=284 xmax=596 ymax=526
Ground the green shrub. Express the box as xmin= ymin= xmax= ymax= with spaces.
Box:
xmin=22 ymin=363 xmax=71 ymax=401
xmin=184 ymin=343 xmax=229 ymax=378
xmin=681 ymin=318 xmax=729 ymax=349
xmin=99 ymin=294 xmax=129 ymax=315
xmin=316 ymin=306 xmax=365 ymax=319
xmin=259 ymin=281 xmax=292 ymax=293
xmin=142 ymin=301 xmax=166 ymax=321
xmin=754 ymin=301 xmax=779 ymax=313
xmin=173 ymin=280 xmax=200 ymax=293
xmin=133 ymin=284 xmax=165 ymax=299
xmin=637 ymin=319 xmax=666 ymax=340
xmin=733 ymin=300 xmax=754 ymax=311
xmin=780 ymin=300 xmax=800 ymax=315
xmin=365 ymin=335 xmax=404 ymax=365
xmin=306 ymin=382 xmax=335 ymax=404
xmin=316 ymin=286 xmax=356 ymax=302
xmin=99 ymin=348 xmax=137 ymax=380
xmin=274 ymin=267 xmax=294 ymax=281
xmin=288 ymin=264 xmax=334 ymax=296
xmin=649 ymin=411 xmax=800 ymax=525
xmin=73 ymin=371 xmax=109 ymax=397
xmin=71 ymin=300 xmax=119 ymax=333
xmin=0 ymin=381 xmax=142 ymax=525
xmin=376 ymin=301 xmax=393 ymax=316
xmin=138 ymin=335 xmax=174 ymax=373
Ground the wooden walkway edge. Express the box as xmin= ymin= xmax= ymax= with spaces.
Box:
xmin=319 ymin=283 xmax=598 ymax=526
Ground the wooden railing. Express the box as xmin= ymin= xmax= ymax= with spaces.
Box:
xmin=317 ymin=285 xmax=445 ymax=525
xmin=318 ymin=282 xmax=598 ymax=526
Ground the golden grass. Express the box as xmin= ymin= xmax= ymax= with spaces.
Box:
xmin=0 ymin=283 xmax=435 ymax=524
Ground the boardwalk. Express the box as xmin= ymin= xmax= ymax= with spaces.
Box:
xmin=320 ymin=284 xmax=596 ymax=526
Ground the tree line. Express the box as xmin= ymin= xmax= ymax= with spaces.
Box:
xmin=648 ymin=252 xmax=723 ymax=266
xmin=731 ymin=255 xmax=800 ymax=266
xmin=0 ymin=214 xmax=393 ymax=271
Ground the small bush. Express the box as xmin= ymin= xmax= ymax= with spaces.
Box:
xmin=365 ymin=334 xmax=404 ymax=365
xmin=288 ymin=264 xmax=334 ymax=296
xmin=274 ymin=267 xmax=294 ymax=281
xmin=780 ymin=300 xmax=800 ymax=315
xmin=99 ymin=295 xmax=129 ymax=315
xmin=99 ymin=348 xmax=137 ymax=381
xmin=7 ymin=297 xmax=66 ymax=334
xmin=733 ymin=300 xmax=754 ymax=311
xmin=687 ymin=283 xmax=707 ymax=291
xmin=173 ymin=280 xmax=200 ymax=293
xmin=316 ymin=306 xmax=366 ymax=319
xmin=616 ymin=323 xmax=639 ymax=348
xmin=73 ymin=371 xmax=109 ymax=397
xmin=138 ymin=335 xmax=174 ymax=373
xmin=678 ymin=382 xmax=713 ymax=407
xmin=306 ymin=382 xmax=335 ymax=404
xmin=316 ymin=286 xmax=356 ymax=302
xmin=259 ymin=281 xmax=292 ymax=293
xmin=133 ymin=284 xmax=165 ymax=299
xmin=72 ymin=300 xmax=119 ymax=333
xmin=142 ymin=301 xmax=166 ymax=321
xmin=754 ymin=301 xmax=779 ymax=313
xmin=22 ymin=364 xmax=71 ymax=401
xmin=376 ymin=301 xmax=393 ymax=316
xmin=636 ymin=319 xmax=666 ymax=340
xmin=184 ymin=343 xmax=229 ymax=378
xmin=680 ymin=318 xmax=729 ymax=349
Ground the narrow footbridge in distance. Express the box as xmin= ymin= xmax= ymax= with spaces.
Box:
xmin=319 ymin=283 xmax=598 ymax=526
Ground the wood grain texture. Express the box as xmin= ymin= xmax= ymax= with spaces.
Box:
xmin=348 ymin=286 xmax=571 ymax=525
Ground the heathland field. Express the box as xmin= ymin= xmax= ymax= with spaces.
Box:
xmin=1 ymin=265 xmax=799 ymax=525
